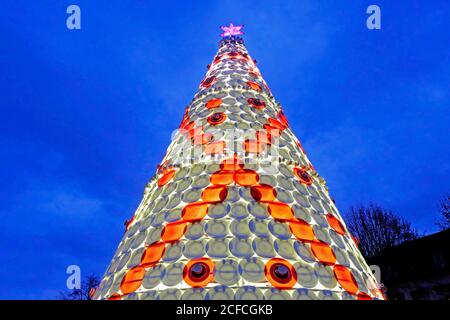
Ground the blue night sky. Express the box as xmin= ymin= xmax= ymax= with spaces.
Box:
xmin=0 ymin=1 xmax=448 ymax=299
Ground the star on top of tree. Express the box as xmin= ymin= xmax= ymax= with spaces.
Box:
xmin=220 ymin=23 xmax=244 ymax=37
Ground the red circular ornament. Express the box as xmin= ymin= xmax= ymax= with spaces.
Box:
xmin=357 ymin=292 xmax=373 ymax=300
xmin=277 ymin=111 xmax=289 ymax=127
xmin=247 ymin=81 xmax=262 ymax=91
xmin=326 ymin=213 xmax=346 ymax=235
xmin=265 ymin=258 xmax=297 ymax=289
xmin=333 ymin=265 xmax=359 ymax=295
xmin=268 ymin=118 xmax=286 ymax=130
xmin=157 ymin=168 xmax=176 ymax=187
xmin=206 ymin=98 xmax=222 ymax=109
xmin=248 ymin=98 xmax=266 ymax=109
xmin=183 ymin=258 xmax=215 ymax=288
xmin=208 ymin=112 xmax=226 ymax=125
xmin=213 ymin=56 xmax=221 ymax=64
xmin=293 ymin=167 xmax=313 ymax=185
xmin=201 ymin=76 xmax=216 ymax=88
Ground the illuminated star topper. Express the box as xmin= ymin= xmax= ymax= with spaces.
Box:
xmin=220 ymin=23 xmax=244 ymax=37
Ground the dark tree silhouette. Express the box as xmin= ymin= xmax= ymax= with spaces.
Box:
xmin=345 ymin=203 xmax=419 ymax=258
xmin=436 ymin=194 xmax=450 ymax=230
xmin=59 ymin=274 xmax=100 ymax=300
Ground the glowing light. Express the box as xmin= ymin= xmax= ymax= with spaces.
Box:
xmin=220 ymin=23 xmax=244 ymax=37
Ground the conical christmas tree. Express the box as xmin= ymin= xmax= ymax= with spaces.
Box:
xmin=93 ymin=24 xmax=385 ymax=300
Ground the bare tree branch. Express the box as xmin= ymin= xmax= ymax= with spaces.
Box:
xmin=59 ymin=274 xmax=100 ymax=300
xmin=436 ymin=194 xmax=450 ymax=230
xmin=345 ymin=203 xmax=419 ymax=258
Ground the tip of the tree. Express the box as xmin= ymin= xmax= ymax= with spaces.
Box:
xmin=220 ymin=23 xmax=244 ymax=38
